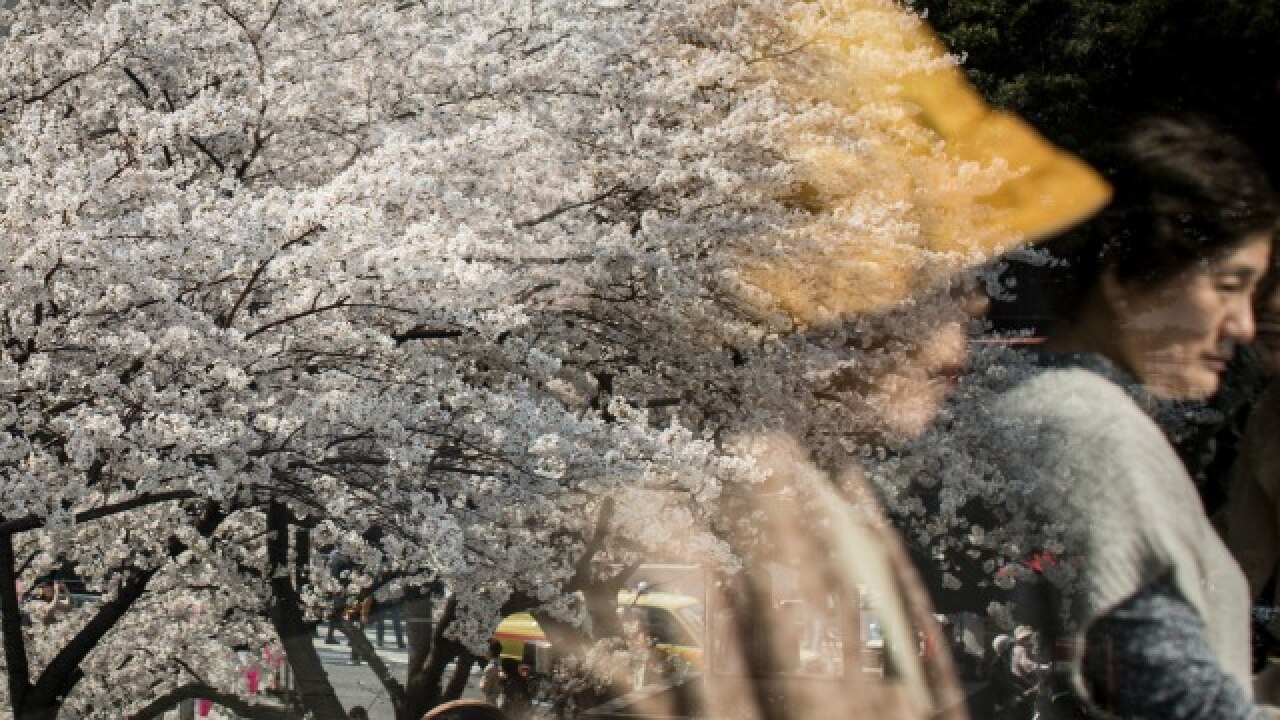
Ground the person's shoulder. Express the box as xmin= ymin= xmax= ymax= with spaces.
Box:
xmin=993 ymin=365 xmax=1153 ymax=436
xmin=1002 ymin=364 xmax=1133 ymax=410
xmin=986 ymin=366 xmax=1183 ymax=492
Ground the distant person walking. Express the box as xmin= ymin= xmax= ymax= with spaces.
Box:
xmin=325 ymin=550 xmax=354 ymax=645
xmin=481 ymin=641 xmax=504 ymax=706
xmin=374 ymin=599 xmax=406 ymax=649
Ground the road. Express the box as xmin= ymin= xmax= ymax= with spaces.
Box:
xmin=312 ymin=622 xmax=482 ymax=720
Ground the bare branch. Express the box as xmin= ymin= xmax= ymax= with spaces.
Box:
xmin=514 ymin=183 xmax=625 ymax=229
xmin=121 ymin=66 xmax=151 ymax=99
xmin=0 ymin=491 xmax=197 ymax=535
xmin=189 ymin=135 xmax=227 ymax=174
xmin=128 ymin=683 xmax=294 ymax=720
xmin=391 ymin=325 xmax=464 ymax=345
xmin=222 ymin=225 xmax=324 ymax=329
xmin=21 ymin=42 xmax=126 ymax=104
xmin=244 ymin=297 xmax=350 ymax=340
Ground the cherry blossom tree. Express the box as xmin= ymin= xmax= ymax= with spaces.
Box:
xmin=0 ymin=0 xmax=1030 ymax=718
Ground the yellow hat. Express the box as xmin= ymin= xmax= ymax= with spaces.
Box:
xmin=736 ymin=0 xmax=1111 ymax=326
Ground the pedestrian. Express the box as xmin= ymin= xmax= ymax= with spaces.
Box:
xmin=25 ymin=579 xmax=72 ymax=626
xmin=1218 ymin=269 xmax=1280 ymax=679
xmin=325 ymin=550 xmax=353 ymax=645
xmin=1000 ymin=626 xmax=1046 ymax=718
xmin=374 ymin=599 xmax=406 ymax=649
xmin=497 ymin=658 xmax=531 ymax=720
xmin=962 ymin=117 xmax=1277 ymax=717
xmin=1008 ymin=626 xmax=1043 ymax=682
xmin=481 ymin=640 xmax=504 ymax=706
xmin=624 ymin=617 xmax=653 ymax=690
xmin=261 ymin=642 xmax=285 ymax=692
xmin=980 ymin=631 xmax=1033 ymax=720
xmin=990 ymin=633 xmax=1014 ymax=679
xmin=348 ymin=595 xmax=373 ymax=665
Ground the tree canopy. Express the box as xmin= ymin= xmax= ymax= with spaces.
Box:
xmin=919 ymin=0 xmax=1280 ymax=175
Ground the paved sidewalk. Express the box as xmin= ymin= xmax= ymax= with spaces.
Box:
xmin=167 ymin=625 xmax=480 ymax=719
xmin=312 ymin=622 xmax=481 ymax=720
xmin=314 ymin=622 xmax=410 ymax=720
xmin=315 ymin=622 xmax=412 ymax=668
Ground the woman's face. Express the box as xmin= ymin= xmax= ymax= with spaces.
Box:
xmin=1105 ymin=233 xmax=1271 ymax=399
xmin=849 ymin=283 xmax=988 ymax=441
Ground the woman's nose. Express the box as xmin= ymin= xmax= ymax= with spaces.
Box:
xmin=964 ymin=290 xmax=991 ymax=321
xmin=1224 ymin=295 xmax=1258 ymax=343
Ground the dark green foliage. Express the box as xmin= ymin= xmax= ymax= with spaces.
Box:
xmin=916 ymin=0 xmax=1280 ymax=176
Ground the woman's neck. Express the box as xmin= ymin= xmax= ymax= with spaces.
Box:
xmin=1043 ymin=308 xmax=1132 ymax=376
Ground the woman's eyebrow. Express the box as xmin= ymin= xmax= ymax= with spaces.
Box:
xmin=1214 ymin=264 xmax=1262 ymax=281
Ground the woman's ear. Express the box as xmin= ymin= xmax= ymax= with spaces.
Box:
xmin=1097 ymin=264 xmax=1130 ymax=317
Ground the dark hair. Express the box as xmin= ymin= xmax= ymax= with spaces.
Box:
xmin=1041 ymin=117 xmax=1277 ymax=320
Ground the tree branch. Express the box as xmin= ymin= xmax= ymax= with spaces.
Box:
xmin=221 ymin=225 xmax=324 ymax=329
xmin=21 ymin=42 xmax=125 ymax=104
xmin=391 ymin=325 xmax=464 ymax=345
xmin=568 ymin=498 xmax=616 ymax=589
xmin=244 ymin=297 xmax=350 ymax=340
xmin=128 ymin=683 xmax=294 ymax=720
xmin=188 ymin=135 xmax=227 ymax=174
xmin=0 ymin=490 xmax=197 ymax=535
xmin=513 ymin=184 xmax=625 ymax=229
xmin=21 ymin=504 xmax=226 ymax=713
xmin=340 ymin=618 xmax=406 ymax=712
xmin=121 ymin=66 xmax=151 ymax=98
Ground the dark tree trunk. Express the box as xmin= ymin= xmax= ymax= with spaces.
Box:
xmin=5 ymin=503 xmax=227 ymax=720
xmin=405 ymin=593 xmax=462 ymax=720
xmin=404 ymin=587 xmax=433 ymax=668
xmin=443 ymin=651 xmax=475 ymax=702
xmin=293 ymin=526 xmax=311 ymax=589
xmin=266 ymin=501 xmax=349 ymax=720
xmin=343 ymin=616 xmax=406 ymax=716
xmin=0 ymin=531 xmax=32 ymax=715
xmin=398 ymin=587 xmax=433 ymax=720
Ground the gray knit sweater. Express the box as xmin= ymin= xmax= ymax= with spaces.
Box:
xmin=983 ymin=362 xmax=1256 ymax=714
xmin=1083 ymin=579 xmax=1266 ymax=719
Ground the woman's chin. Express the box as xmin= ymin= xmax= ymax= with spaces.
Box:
xmin=875 ymin=388 xmax=945 ymax=444
xmin=1145 ymin=367 xmax=1221 ymax=401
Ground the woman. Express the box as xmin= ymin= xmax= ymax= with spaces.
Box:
xmin=969 ymin=118 xmax=1276 ymax=718
xmin=602 ymin=1 xmax=1110 ymax=718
